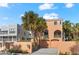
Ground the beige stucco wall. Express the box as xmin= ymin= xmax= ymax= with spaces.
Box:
xmin=14 ymin=42 xmax=32 ymax=54
xmin=39 ymin=40 xmax=76 ymax=54
xmin=51 ymin=41 xmax=76 ymax=54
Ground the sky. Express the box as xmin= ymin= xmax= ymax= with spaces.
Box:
xmin=0 ymin=3 xmax=79 ymax=25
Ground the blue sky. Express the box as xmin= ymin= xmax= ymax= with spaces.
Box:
xmin=0 ymin=3 xmax=79 ymax=25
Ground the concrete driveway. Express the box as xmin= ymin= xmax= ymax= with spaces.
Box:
xmin=32 ymin=48 xmax=58 ymax=55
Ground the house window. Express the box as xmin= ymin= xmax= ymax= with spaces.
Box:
xmin=0 ymin=36 xmax=2 ymax=41
xmin=8 ymin=36 xmax=12 ymax=41
xmin=9 ymin=28 xmax=15 ymax=34
xmin=9 ymin=31 xmax=15 ymax=33
xmin=3 ymin=36 xmax=8 ymax=41
xmin=0 ymin=30 xmax=8 ymax=34
xmin=13 ymin=36 xmax=17 ymax=41
xmin=54 ymin=21 xmax=57 ymax=25
xmin=54 ymin=30 xmax=61 ymax=38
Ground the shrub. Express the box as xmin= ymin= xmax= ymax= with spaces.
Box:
xmin=59 ymin=52 xmax=70 ymax=55
xmin=70 ymin=44 xmax=79 ymax=55
xmin=8 ymin=48 xmax=22 ymax=53
xmin=8 ymin=44 xmax=22 ymax=53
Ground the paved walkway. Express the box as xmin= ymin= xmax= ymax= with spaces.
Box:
xmin=32 ymin=48 xmax=58 ymax=55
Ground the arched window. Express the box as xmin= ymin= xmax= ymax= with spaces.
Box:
xmin=54 ymin=30 xmax=61 ymax=38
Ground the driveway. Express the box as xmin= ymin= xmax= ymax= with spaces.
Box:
xmin=32 ymin=48 xmax=58 ymax=55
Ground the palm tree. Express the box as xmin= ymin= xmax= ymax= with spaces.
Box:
xmin=75 ymin=23 xmax=79 ymax=40
xmin=21 ymin=11 xmax=47 ymax=40
xmin=22 ymin=11 xmax=38 ymax=31
xmin=63 ymin=20 xmax=72 ymax=41
xmin=71 ymin=23 xmax=79 ymax=41
xmin=35 ymin=17 xmax=47 ymax=39
xmin=70 ymin=23 xmax=77 ymax=40
xmin=22 ymin=11 xmax=47 ymax=50
xmin=63 ymin=20 xmax=79 ymax=41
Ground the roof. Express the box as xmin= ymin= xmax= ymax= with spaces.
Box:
xmin=45 ymin=19 xmax=63 ymax=22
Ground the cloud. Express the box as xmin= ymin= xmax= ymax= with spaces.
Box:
xmin=20 ymin=14 xmax=24 ymax=17
xmin=39 ymin=3 xmax=56 ymax=10
xmin=43 ymin=13 xmax=59 ymax=19
xmin=65 ymin=3 xmax=74 ymax=8
xmin=2 ymin=17 xmax=8 ymax=20
xmin=0 ymin=3 xmax=9 ymax=7
xmin=19 ymin=14 xmax=24 ymax=18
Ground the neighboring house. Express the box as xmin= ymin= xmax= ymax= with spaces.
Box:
xmin=0 ymin=24 xmax=22 ymax=49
